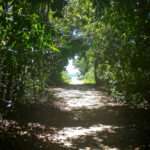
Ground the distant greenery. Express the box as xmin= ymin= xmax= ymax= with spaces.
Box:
xmin=83 ymin=67 xmax=95 ymax=84
xmin=74 ymin=55 xmax=95 ymax=84
xmin=61 ymin=70 xmax=71 ymax=84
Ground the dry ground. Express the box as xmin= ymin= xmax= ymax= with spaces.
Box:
xmin=0 ymin=85 xmax=150 ymax=150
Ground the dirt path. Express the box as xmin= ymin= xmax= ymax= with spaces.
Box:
xmin=49 ymin=85 xmax=150 ymax=150
xmin=1 ymin=85 xmax=150 ymax=150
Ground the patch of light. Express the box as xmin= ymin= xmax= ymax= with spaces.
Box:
xmin=66 ymin=59 xmax=83 ymax=84
xmin=51 ymin=87 xmax=115 ymax=111
xmin=72 ymin=29 xmax=83 ymax=38
xmin=66 ymin=59 xmax=79 ymax=75
xmin=74 ymin=55 xmax=79 ymax=60
xmin=37 ymin=124 xmax=120 ymax=149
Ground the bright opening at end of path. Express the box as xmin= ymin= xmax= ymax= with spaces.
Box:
xmin=66 ymin=57 xmax=83 ymax=85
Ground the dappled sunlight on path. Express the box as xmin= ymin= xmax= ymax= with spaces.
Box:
xmin=48 ymin=124 xmax=120 ymax=149
xmin=47 ymin=85 xmax=150 ymax=149
xmin=50 ymin=85 xmax=118 ymax=111
xmin=1 ymin=85 xmax=150 ymax=150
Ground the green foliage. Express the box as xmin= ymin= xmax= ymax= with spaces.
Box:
xmin=83 ymin=67 xmax=95 ymax=84
xmin=63 ymin=0 xmax=150 ymax=104
xmin=0 ymin=0 xmax=150 ymax=107
xmin=0 ymin=0 xmax=65 ymax=104
xmin=61 ymin=71 xmax=71 ymax=84
xmin=91 ymin=0 xmax=150 ymax=104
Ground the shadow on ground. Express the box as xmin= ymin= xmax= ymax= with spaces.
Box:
xmin=0 ymin=85 xmax=150 ymax=150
